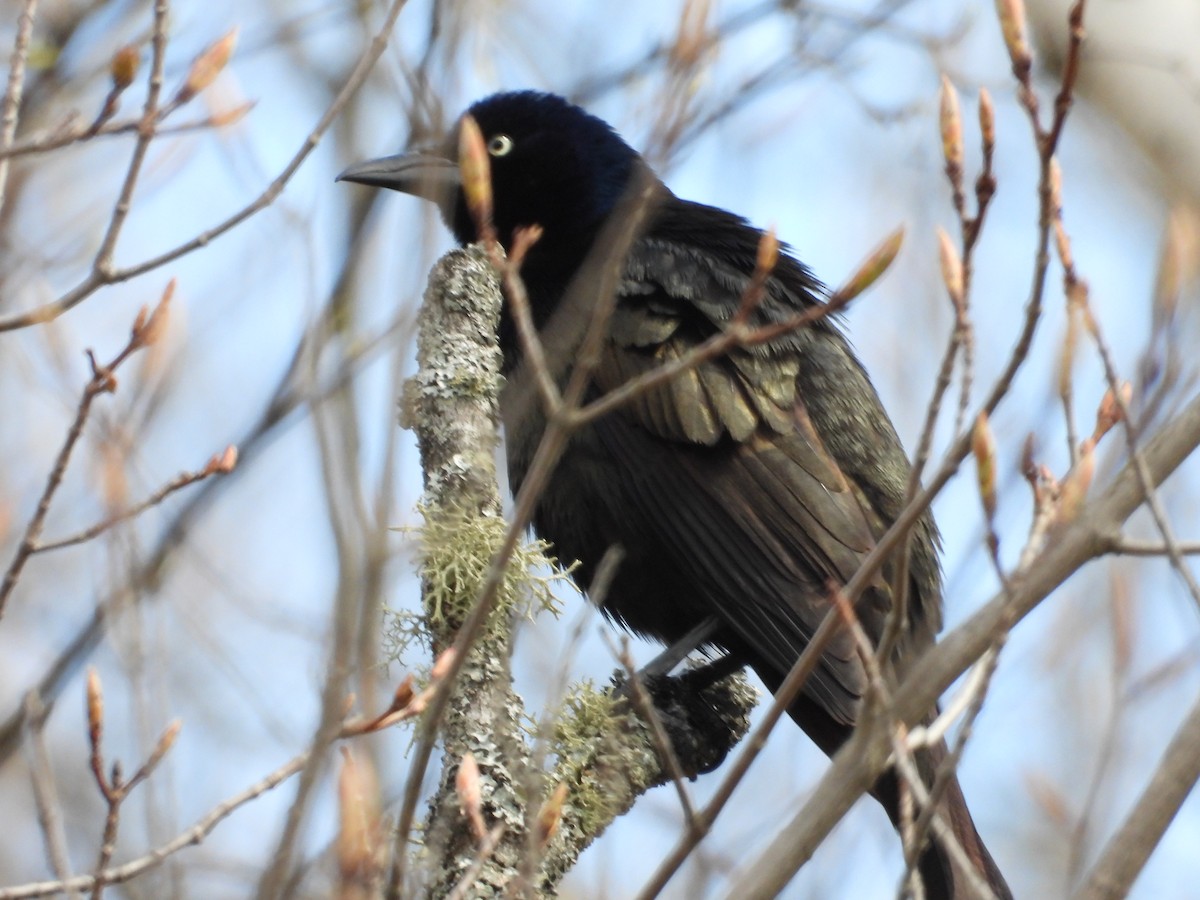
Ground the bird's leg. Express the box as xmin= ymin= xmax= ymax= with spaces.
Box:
xmin=638 ymin=616 xmax=723 ymax=677
xmin=675 ymin=651 xmax=746 ymax=691
xmin=612 ymin=617 xmax=744 ymax=715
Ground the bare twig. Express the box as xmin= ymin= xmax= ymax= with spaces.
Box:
xmin=827 ymin=587 xmax=997 ymax=900
xmin=574 ymin=226 xmax=899 ymax=429
xmin=635 ymin=594 xmax=848 ymax=900
xmin=32 ymin=448 xmax=237 ymax=554
xmin=0 ymin=0 xmax=38 ymax=215
xmin=497 ymin=227 xmax=562 ymax=417
xmin=0 ymin=103 xmax=255 ymax=161
xmin=82 ymin=670 xmax=179 ymax=900
xmin=1071 ymin=687 xmax=1200 ymax=900
xmin=733 ymin=388 xmax=1200 ymax=899
xmin=0 ymin=751 xmax=310 ymax=900
xmin=443 ymin=824 xmax=506 ymax=900
xmin=89 ymin=0 xmax=170 ymax=281
xmin=0 ymin=0 xmax=412 ymax=333
xmin=21 ymin=692 xmax=78 ymax=899
xmin=611 ymin=638 xmax=697 ymax=827
xmin=0 ymin=290 xmax=410 ymax=766
xmin=0 ymin=334 xmax=144 ymax=620
xmin=1080 ymin=294 xmax=1200 ymax=610
xmin=1102 ymin=537 xmax=1200 ymax=557
xmin=893 ymin=415 xmax=1012 ymax=896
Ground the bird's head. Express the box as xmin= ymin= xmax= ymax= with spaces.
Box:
xmin=338 ymin=91 xmax=646 ymax=259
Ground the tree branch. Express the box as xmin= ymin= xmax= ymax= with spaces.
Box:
xmin=731 ymin=389 xmax=1200 ymax=898
xmin=388 ymin=246 xmax=755 ymax=898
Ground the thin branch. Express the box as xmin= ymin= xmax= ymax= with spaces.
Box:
xmin=89 ymin=0 xmax=170 ymax=277
xmin=571 ymin=228 xmax=885 ymax=429
xmin=0 ymin=0 xmax=413 ymax=333
xmin=732 ymin=389 xmax=1200 ymax=899
xmin=642 ymin=201 xmax=1061 ymax=890
xmin=0 ymin=0 xmax=38 ymax=215
xmin=897 ymin=451 xmax=1012 ymax=898
xmin=21 ymin=692 xmax=78 ymax=899
xmin=1071 ymin=687 xmax=1200 ymax=900
xmin=0 ymin=104 xmax=256 ymax=161
xmin=0 ymin=298 xmax=410 ymax=767
xmin=497 ymin=232 xmax=563 ymax=417
xmin=32 ymin=450 xmax=235 ymax=554
xmin=443 ymin=824 xmax=507 ymax=900
xmin=824 ymin=587 xmax=997 ymax=900
xmin=0 ymin=752 xmax=309 ymax=900
xmin=1083 ymin=300 xmax=1200 ymax=610
xmin=611 ymin=638 xmax=697 ymax=828
xmin=0 ymin=343 xmax=136 ymax=620
xmin=1102 ymin=537 xmax=1200 ymax=557
xmin=634 ymin=588 xmax=849 ymax=900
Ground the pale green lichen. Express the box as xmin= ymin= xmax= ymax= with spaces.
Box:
xmin=381 ymin=605 xmax=431 ymax=666
xmin=551 ymin=681 xmax=656 ymax=836
xmin=383 ymin=505 xmax=576 ymax=664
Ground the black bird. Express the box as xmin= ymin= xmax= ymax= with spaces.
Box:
xmin=339 ymin=91 xmax=1010 ymax=900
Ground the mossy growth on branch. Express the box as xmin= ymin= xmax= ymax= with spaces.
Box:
xmin=550 ymin=680 xmax=658 ymax=838
xmin=383 ymin=503 xmax=577 ymax=662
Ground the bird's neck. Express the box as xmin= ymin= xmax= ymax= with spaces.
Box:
xmin=495 ymin=174 xmax=672 ymax=374
xmin=494 ymin=213 xmax=609 ymax=368
xmin=496 ymin=257 xmax=573 ymax=374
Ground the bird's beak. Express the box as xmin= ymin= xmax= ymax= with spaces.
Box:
xmin=335 ymin=153 xmax=461 ymax=205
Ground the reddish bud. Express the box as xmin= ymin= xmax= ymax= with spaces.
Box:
xmin=1094 ymin=382 xmax=1131 ymax=442
xmin=458 ymin=115 xmax=494 ymax=240
xmin=177 ymin=28 xmax=238 ymax=104
xmin=833 ymin=226 xmax=904 ymax=303
xmin=995 ymin=0 xmax=1032 ymax=70
xmin=756 ymin=227 xmax=779 ymax=277
xmin=86 ymin=667 xmax=104 ymax=746
xmin=337 ymin=749 xmax=383 ymax=885
xmin=939 ymin=75 xmax=964 ymax=172
xmin=671 ymin=0 xmax=712 ymax=70
xmin=1057 ymin=301 xmax=1079 ymax=402
xmin=936 ymin=227 xmax=964 ymax=310
xmin=144 ymin=719 xmax=182 ymax=773
xmin=1054 ymin=220 xmax=1073 ymax=274
xmin=972 ymin=412 xmax=997 ymax=519
xmin=456 ymin=753 xmax=486 ymax=842
xmin=132 ymin=279 xmax=174 ymax=350
xmin=111 ymin=45 xmax=140 ymax=91
xmin=536 ymin=782 xmax=569 ymax=848
xmin=1155 ymin=206 xmax=1200 ymax=322
xmin=1058 ymin=438 xmax=1095 ymax=523
xmin=510 ymin=225 xmax=544 ymax=268
xmin=210 ymin=100 xmax=255 ymax=128
xmin=214 ymin=444 xmax=238 ymax=474
xmin=431 ymin=647 xmax=456 ymax=682
xmin=391 ymin=674 xmax=416 ymax=713
xmin=978 ymin=88 xmax=996 ymax=150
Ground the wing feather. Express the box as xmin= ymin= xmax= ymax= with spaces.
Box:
xmin=579 ymin=239 xmax=911 ymax=722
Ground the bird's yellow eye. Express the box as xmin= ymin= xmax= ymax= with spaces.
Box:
xmin=487 ymin=134 xmax=514 ymax=157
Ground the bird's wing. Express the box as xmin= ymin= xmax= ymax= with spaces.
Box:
xmin=590 ymin=241 xmax=893 ymax=724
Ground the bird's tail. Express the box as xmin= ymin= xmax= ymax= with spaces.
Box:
xmin=785 ymin=692 xmax=1011 ymax=900
xmin=871 ymin=738 xmax=1012 ymax=900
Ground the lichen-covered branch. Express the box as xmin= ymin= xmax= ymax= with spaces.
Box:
xmin=540 ymin=672 xmax=756 ymax=887
xmin=402 ymin=246 xmax=755 ymax=897
xmin=405 ymin=246 xmax=531 ymax=896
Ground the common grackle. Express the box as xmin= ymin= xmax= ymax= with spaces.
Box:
xmin=339 ymin=91 xmax=1010 ymax=900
